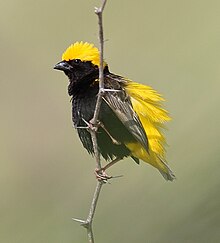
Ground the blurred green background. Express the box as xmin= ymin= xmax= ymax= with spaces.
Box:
xmin=1 ymin=0 xmax=220 ymax=242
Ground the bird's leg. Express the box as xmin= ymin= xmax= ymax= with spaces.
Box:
xmin=102 ymin=157 xmax=123 ymax=171
xmin=97 ymin=121 xmax=121 ymax=145
xmin=85 ymin=118 xmax=120 ymax=145
xmin=95 ymin=157 xmax=123 ymax=181
xmin=83 ymin=118 xmax=122 ymax=181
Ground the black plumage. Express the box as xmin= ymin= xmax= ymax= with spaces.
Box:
xmin=54 ymin=59 xmax=148 ymax=162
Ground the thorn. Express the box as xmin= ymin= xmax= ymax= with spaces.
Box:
xmin=72 ymin=218 xmax=91 ymax=229
xmin=72 ymin=218 xmax=86 ymax=224
xmin=94 ymin=7 xmax=101 ymax=14
xmin=111 ymin=174 xmax=123 ymax=179
xmin=82 ymin=118 xmax=90 ymax=126
xmin=98 ymin=88 xmax=122 ymax=93
xmin=74 ymin=126 xmax=89 ymax=129
xmin=101 ymin=175 xmax=123 ymax=184
xmin=103 ymin=88 xmax=122 ymax=92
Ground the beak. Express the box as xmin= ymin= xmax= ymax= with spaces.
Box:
xmin=54 ymin=61 xmax=72 ymax=71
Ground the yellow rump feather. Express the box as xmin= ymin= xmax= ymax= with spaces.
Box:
xmin=124 ymin=81 xmax=174 ymax=180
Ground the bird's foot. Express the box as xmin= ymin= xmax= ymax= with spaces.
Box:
xmin=95 ymin=168 xmax=112 ymax=182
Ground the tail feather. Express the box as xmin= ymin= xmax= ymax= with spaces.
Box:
xmin=159 ymin=158 xmax=176 ymax=181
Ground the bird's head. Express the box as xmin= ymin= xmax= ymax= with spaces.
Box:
xmin=54 ymin=41 xmax=107 ymax=84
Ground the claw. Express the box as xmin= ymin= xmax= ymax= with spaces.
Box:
xmin=95 ymin=168 xmax=112 ymax=182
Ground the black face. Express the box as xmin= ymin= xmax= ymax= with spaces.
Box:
xmin=54 ymin=59 xmax=99 ymax=82
xmin=54 ymin=59 xmax=100 ymax=96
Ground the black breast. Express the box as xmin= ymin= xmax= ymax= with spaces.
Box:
xmin=71 ymin=81 xmax=135 ymax=161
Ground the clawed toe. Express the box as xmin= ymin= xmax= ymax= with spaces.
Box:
xmin=95 ymin=168 xmax=112 ymax=181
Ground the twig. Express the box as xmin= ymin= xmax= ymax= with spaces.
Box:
xmin=90 ymin=0 xmax=107 ymax=140
xmin=72 ymin=181 xmax=103 ymax=242
xmin=73 ymin=1 xmax=107 ymax=243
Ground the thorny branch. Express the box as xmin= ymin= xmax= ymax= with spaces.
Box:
xmin=72 ymin=1 xmax=107 ymax=243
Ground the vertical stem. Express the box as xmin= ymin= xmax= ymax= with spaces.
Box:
xmin=90 ymin=130 xmax=101 ymax=170
xmin=73 ymin=1 xmax=107 ymax=243
xmin=92 ymin=0 xmax=107 ymax=124
xmin=87 ymin=181 xmax=103 ymax=223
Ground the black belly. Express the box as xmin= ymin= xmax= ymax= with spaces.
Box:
xmin=72 ymin=91 xmax=134 ymax=161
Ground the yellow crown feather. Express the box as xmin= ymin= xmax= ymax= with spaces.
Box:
xmin=62 ymin=41 xmax=106 ymax=67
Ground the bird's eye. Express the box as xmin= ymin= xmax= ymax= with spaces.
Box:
xmin=74 ymin=59 xmax=81 ymax=63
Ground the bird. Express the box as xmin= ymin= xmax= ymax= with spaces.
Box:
xmin=54 ymin=41 xmax=175 ymax=181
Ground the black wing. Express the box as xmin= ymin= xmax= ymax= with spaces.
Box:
xmin=103 ymin=74 xmax=149 ymax=152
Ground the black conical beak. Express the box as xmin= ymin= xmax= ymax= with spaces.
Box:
xmin=54 ymin=61 xmax=72 ymax=71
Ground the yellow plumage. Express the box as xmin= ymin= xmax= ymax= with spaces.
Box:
xmin=124 ymin=81 xmax=174 ymax=180
xmin=62 ymin=41 xmax=106 ymax=67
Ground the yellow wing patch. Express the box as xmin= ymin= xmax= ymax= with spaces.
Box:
xmin=62 ymin=41 xmax=106 ymax=67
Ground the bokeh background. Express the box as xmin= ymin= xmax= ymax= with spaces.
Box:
xmin=1 ymin=0 xmax=219 ymax=242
